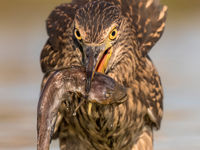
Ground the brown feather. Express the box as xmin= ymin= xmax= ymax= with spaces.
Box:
xmin=38 ymin=0 xmax=167 ymax=149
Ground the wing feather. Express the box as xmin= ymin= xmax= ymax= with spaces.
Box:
xmin=40 ymin=3 xmax=82 ymax=73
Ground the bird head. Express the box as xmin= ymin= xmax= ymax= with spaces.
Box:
xmin=73 ymin=1 xmax=123 ymax=93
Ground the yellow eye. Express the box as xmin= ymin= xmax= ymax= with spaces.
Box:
xmin=74 ymin=29 xmax=82 ymax=40
xmin=109 ymin=28 xmax=118 ymax=40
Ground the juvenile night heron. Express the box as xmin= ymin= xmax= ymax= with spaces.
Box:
xmin=37 ymin=0 xmax=167 ymax=150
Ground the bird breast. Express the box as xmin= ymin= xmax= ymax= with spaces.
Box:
xmin=61 ymin=95 xmax=145 ymax=149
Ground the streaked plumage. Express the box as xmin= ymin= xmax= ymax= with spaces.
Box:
xmin=37 ymin=0 xmax=167 ymax=150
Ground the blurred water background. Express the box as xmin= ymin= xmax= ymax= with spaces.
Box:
xmin=0 ymin=0 xmax=200 ymax=149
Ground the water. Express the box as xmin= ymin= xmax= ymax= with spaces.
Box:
xmin=0 ymin=1 xmax=200 ymax=150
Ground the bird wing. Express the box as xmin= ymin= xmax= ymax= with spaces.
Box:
xmin=107 ymin=0 xmax=166 ymax=129
xmin=40 ymin=3 xmax=82 ymax=74
xmin=144 ymin=56 xmax=163 ymax=129
xmin=119 ymin=0 xmax=168 ymax=56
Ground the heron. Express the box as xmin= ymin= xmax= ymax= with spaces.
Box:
xmin=37 ymin=0 xmax=167 ymax=150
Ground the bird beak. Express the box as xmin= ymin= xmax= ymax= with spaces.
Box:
xmin=84 ymin=44 xmax=113 ymax=93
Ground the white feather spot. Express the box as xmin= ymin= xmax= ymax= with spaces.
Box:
xmin=147 ymin=108 xmax=157 ymax=124
xmin=158 ymin=5 xmax=168 ymax=20
xmin=146 ymin=0 xmax=153 ymax=8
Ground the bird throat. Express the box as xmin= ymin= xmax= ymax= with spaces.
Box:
xmin=96 ymin=47 xmax=112 ymax=74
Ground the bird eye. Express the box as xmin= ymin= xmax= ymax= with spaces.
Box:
xmin=74 ymin=29 xmax=82 ymax=40
xmin=109 ymin=28 xmax=118 ymax=40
